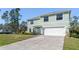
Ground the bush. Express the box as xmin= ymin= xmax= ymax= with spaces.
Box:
xmin=70 ymin=30 xmax=79 ymax=38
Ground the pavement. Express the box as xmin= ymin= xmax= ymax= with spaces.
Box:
xmin=0 ymin=35 xmax=65 ymax=50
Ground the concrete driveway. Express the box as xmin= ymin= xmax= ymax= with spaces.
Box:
xmin=0 ymin=35 xmax=65 ymax=50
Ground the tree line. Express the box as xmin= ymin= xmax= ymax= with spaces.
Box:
xmin=0 ymin=8 xmax=27 ymax=34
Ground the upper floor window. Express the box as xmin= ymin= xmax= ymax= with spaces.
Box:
xmin=44 ymin=16 xmax=48 ymax=22
xmin=56 ymin=14 xmax=63 ymax=20
xmin=30 ymin=20 xmax=33 ymax=24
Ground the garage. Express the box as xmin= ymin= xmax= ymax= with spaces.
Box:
xmin=44 ymin=27 xmax=66 ymax=36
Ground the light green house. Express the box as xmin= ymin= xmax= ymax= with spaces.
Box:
xmin=27 ymin=10 xmax=71 ymax=36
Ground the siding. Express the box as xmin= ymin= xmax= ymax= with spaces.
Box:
xmin=27 ymin=12 xmax=70 ymax=32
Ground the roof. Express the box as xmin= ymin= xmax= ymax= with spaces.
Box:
xmin=28 ymin=16 xmax=40 ymax=21
xmin=28 ymin=10 xmax=71 ymax=21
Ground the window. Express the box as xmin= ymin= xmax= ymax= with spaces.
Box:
xmin=56 ymin=14 xmax=63 ymax=20
xmin=44 ymin=16 xmax=48 ymax=22
xmin=30 ymin=20 xmax=33 ymax=24
xmin=29 ymin=28 xmax=31 ymax=32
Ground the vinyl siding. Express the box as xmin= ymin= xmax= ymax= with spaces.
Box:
xmin=27 ymin=12 xmax=70 ymax=32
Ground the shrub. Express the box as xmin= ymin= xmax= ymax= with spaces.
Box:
xmin=22 ymin=32 xmax=33 ymax=35
xmin=69 ymin=30 xmax=79 ymax=38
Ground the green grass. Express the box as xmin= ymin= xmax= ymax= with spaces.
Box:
xmin=64 ymin=37 xmax=79 ymax=50
xmin=0 ymin=34 xmax=33 ymax=46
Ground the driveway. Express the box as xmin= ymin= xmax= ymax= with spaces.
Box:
xmin=0 ymin=35 xmax=65 ymax=50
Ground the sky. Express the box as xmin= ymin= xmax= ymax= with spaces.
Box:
xmin=0 ymin=8 xmax=79 ymax=24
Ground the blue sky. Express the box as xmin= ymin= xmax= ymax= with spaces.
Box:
xmin=0 ymin=8 xmax=79 ymax=24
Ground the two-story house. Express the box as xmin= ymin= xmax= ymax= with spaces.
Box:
xmin=27 ymin=10 xmax=71 ymax=36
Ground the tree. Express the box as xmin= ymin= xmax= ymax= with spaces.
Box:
xmin=70 ymin=16 xmax=78 ymax=30
xmin=70 ymin=16 xmax=79 ymax=37
xmin=1 ymin=11 xmax=9 ymax=24
xmin=19 ymin=21 xmax=27 ymax=34
xmin=1 ymin=11 xmax=10 ymax=32
xmin=9 ymin=8 xmax=21 ymax=33
xmin=0 ymin=24 xmax=3 ymax=30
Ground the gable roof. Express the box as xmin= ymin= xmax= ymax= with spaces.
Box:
xmin=28 ymin=10 xmax=71 ymax=21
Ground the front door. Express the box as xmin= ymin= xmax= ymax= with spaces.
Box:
xmin=33 ymin=27 xmax=41 ymax=35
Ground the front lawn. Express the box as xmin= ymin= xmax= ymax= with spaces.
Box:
xmin=64 ymin=37 xmax=79 ymax=50
xmin=0 ymin=34 xmax=33 ymax=46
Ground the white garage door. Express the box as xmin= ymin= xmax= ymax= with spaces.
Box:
xmin=44 ymin=27 xmax=66 ymax=36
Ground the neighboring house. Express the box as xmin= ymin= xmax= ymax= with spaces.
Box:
xmin=0 ymin=29 xmax=3 ymax=32
xmin=0 ymin=29 xmax=12 ymax=34
xmin=27 ymin=10 xmax=71 ymax=36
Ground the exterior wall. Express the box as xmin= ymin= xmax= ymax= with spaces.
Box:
xmin=27 ymin=12 xmax=70 ymax=33
xmin=42 ymin=12 xmax=70 ymax=28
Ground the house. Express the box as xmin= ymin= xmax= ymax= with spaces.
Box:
xmin=27 ymin=10 xmax=71 ymax=36
xmin=0 ymin=29 xmax=3 ymax=32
